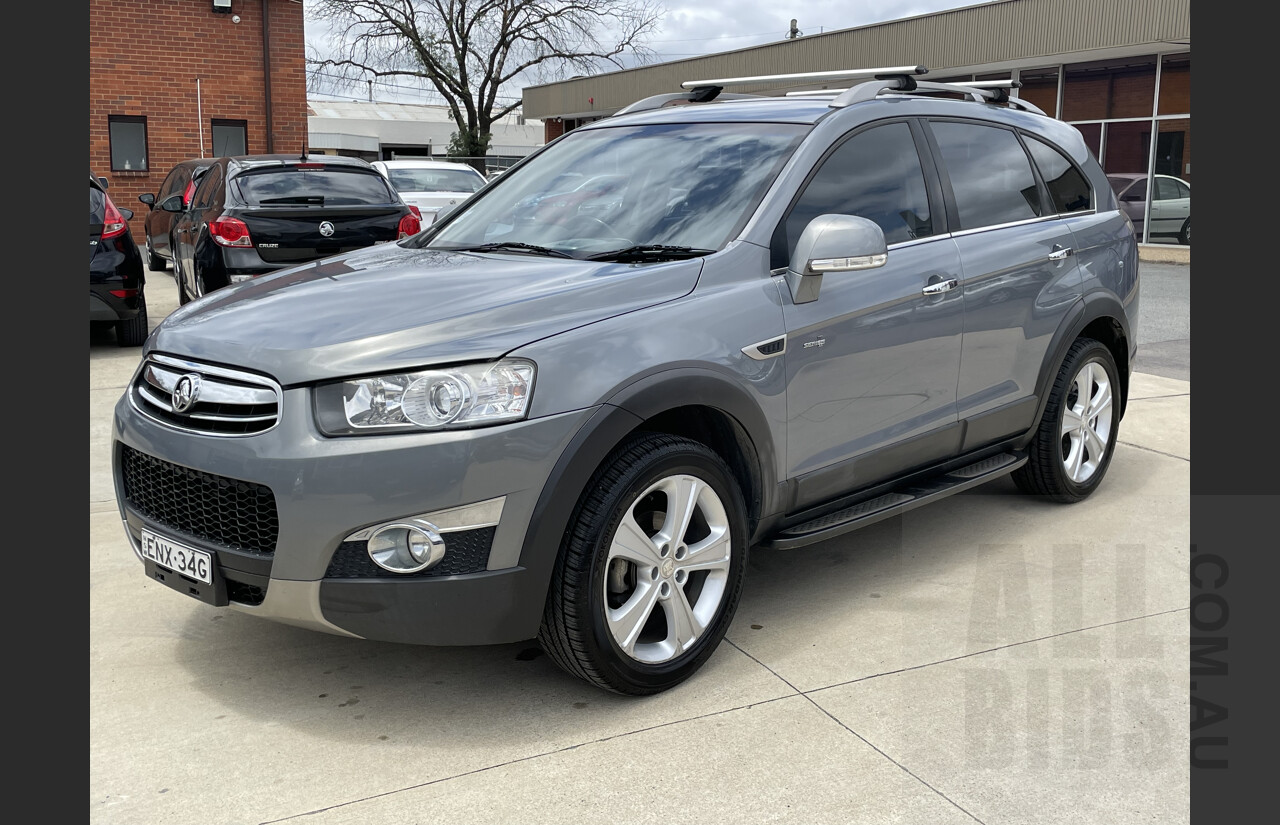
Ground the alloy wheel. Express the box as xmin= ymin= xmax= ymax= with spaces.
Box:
xmin=602 ymin=473 xmax=732 ymax=664
xmin=1060 ymin=360 xmax=1114 ymax=484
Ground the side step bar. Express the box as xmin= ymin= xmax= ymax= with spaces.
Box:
xmin=763 ymin=452 xmax=1026 ymax=551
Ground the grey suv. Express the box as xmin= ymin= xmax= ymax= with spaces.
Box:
xmin=111 ymin=67 xmax=1139 ymax=695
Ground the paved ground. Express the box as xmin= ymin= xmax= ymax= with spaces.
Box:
xmin=90 ymin=263 xmax=1190 ymax=825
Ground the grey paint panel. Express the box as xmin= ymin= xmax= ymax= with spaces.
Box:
xmin=113 ymin=390 xmax=591 ymax=582
xmin=783 ymin=237 xmax=965 ymax=477
xmin=954 ymin=219 xmax=1084 ymax=419
xmin=147 ymin=242 xmax=700 ymax=384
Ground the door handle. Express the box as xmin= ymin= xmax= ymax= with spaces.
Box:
xmin=1048 ymin=246 xmax=1073 ymax=262
xmin=921 ymin=278 xmax=958 ymax=296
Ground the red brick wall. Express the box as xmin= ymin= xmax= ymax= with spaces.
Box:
xmin=89 ymin=0 xmax=307 ymax=244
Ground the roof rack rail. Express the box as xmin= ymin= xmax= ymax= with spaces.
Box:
xmin=830 ymin=77 xmax=1046 ymax=115
xmin=610 ymin=67 xmax=1044 ymax=119
xmin=612 ymin=90 xmax=764 ymax=117
xmin=678 ymin=65 xmax=928 ymax=90
xmin=610 ymin=66 xmax=929 ymax=118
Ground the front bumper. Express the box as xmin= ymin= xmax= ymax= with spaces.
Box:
xmin=112 ymin=380 xmax=593 ymax=644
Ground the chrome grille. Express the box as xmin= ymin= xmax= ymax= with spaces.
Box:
xmin=130 ymin=354 xmax=281 ymax=436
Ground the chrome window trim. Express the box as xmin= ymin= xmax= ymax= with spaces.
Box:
xmin=947 ymin=212 xmax=1080 ymax=239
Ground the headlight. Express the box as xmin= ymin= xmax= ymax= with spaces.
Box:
xmin=315 ymin=359 xmax=535 ymax=435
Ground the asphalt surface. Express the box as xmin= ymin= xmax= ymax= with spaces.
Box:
xmin=90 ymin=257 xmax=1191 ymax=825
xmin=1131 ymin=261 xmax=1190 ymax=382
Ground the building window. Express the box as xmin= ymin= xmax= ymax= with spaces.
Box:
xmin=211 ymin=119 xmax=248 ymax=157
xmin=109 ymin=115 xmax=148 ymax=171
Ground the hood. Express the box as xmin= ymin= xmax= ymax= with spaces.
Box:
xmin=148 ymin=242 xmax=702 ymax=384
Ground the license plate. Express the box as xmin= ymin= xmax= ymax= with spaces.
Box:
xmin=141 ymin=529 xmax=213 ymax=585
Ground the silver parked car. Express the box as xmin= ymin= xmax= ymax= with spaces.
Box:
xmin=1108 ymin=172 xmax=1190 ymax=244
xmin=112 ymin=66 xmax=1139 ymax=695
xmin=371 ymin=158 xmax=488 ymax=225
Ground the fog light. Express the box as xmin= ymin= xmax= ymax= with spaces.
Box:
xmin=367 ymin=521 xmax=446 ymax=573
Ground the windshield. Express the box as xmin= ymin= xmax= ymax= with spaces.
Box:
xmin=388 ymin=168 xmax=485 ymax=194
xmin=417 ymin=122 xmax=806 ymax=259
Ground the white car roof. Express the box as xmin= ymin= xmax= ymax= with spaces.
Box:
xmin=374 ymin=159 xmax=482 ymax=171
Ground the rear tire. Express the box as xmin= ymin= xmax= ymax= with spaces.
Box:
xmin=1013 ymin=338 xmax=1120 ymax=502
xmin=1178 ymin=217 xmax=1190 ymax=245
xmin=116 ymin=294 xmax=149 ymax=347
xmin=538 ymin=433 xmax=749 ymax=695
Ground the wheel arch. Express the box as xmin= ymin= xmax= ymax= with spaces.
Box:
xmin=1023 ymin=293 xmax=1132 ymax=448
xmin=516 ymin=369 xmax=780 ymax=607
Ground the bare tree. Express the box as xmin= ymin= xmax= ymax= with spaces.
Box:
xmin=307 ymin=1 xmax=664 ymax=167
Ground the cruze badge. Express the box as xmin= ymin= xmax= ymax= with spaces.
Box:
xmin=172 ymin=374 xmax=202 ymax=413
xmin=319 ymin=221 xmax=335 ymax=237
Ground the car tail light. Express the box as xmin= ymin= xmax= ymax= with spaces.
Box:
xmin=182 ymin=179 xmax=197 ymax=207
xmin=408 ymin=205 xmax=422 ymax=219
xmin=102 ymin=196 xmax=129 ymax=239
xmin=296 ymin=163 xmax=325 ymax=169
xmin=210 ymin=216 xmax=253 ymax=247
xmin=398 ymin=211 xmax=422 ymax=239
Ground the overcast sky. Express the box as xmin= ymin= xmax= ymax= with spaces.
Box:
xmin=304 ymin=0 xmax=985 ymax=106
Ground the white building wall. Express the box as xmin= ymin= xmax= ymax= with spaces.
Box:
xmin=307 ymin=100 xmax=544 ymax=158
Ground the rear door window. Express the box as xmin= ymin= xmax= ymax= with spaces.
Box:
xmin=235 ymin=168 xmax=397 ymax=206
xmin=929 ymin=121 xmax=1043 ymax=229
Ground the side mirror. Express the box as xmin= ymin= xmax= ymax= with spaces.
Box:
xmin=119 ymin=207 xmax=134 ymax=221
xmin=435 ymin=202 xmax=458 ymax=222
xmin=138 ymin=193 xmax=156 ymax=208
xmin=159 ymin=194 xmax=186 ymax=213
xmin=97 ymin=176 xmax=110 ymax=190
xmin=786 ymin=214 xmax=887 ymax=304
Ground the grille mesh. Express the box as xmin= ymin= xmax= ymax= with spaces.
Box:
xmin=121 ymin=445 xmax=279 ymax=556
xmin=325 ymin=527 xmax=496 ymax=579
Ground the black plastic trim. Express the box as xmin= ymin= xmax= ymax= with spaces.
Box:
xmin=319 ymin=568 xmax=541 ymax=645
xmin=791 ymin=422 xmax=964 ymax=512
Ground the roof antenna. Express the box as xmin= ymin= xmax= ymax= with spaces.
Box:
xmin=301 ymin=142 xmax=308 ymax=162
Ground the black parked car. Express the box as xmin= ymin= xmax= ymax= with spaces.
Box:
xmin=163 ymin=154 xmax=422 ymax=303
xmin=138 ymin=158 xmax=213 ymax=271
xmin=89 ymin=172 xmax=148 ymax=346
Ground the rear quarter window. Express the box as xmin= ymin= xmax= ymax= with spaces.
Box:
xmin=1024 ymin=136 xmax=1093 ymax=213
xmin=234 ymin=169 xmax=397 ymax=206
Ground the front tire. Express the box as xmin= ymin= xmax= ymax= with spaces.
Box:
xmin=1178 ymin=217 xmax=1190 ymax=245
xmin=1013 ymin=338 xmax=1120 ymax=502
xmin=145 ymin=237 xmax=166 ymax=271
xmin=538 ymin=433 xmax=749 ymax=695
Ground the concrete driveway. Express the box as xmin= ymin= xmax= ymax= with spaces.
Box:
xmin=90 ymin=265 xmax=1190 ymax=825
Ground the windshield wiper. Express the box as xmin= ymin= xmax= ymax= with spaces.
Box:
xmin=448 ymin=242 xmax=574 ymax=259
xmin=586 ymin=244 xmax=715 ymax=263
